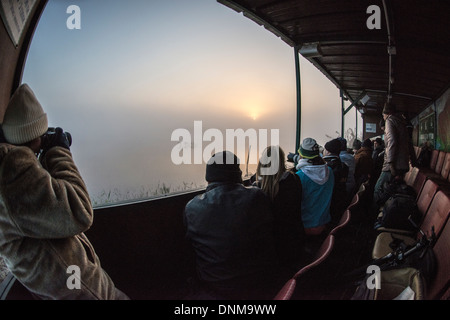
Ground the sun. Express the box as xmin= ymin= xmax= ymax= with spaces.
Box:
xmin=250 ymin=112 xmax=259 ymax=121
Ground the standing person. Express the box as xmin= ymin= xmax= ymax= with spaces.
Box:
xmin=183 ymin=151 xmax=279 ymax=300
xmin=338 ymin=137 xmax=356 ymax=197
xmin=0 ymin=84 xmax=128 ymax=300
xmin=373 ymin=102 xmax=415 ymax=206
xmin=323 ymin=138 xmax=349 ymax=223
xmin=296 ymin=138 xmax=334 ymax=248
xmin=255 ymin=146 xmax=306 ymax=275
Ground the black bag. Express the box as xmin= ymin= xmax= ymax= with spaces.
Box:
xmin=377 ymin=180 xmax=416 ymax=207
xmin=380 ymin=194 xmax=421 ymax=231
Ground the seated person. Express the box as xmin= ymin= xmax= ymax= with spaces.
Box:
xmin=338 ymin=137 xmax=356 ymax=197
xmin=323 ymin=138 xmax=349 ymax=223
xmin=254 ymin=146 xmax=306 ymax=275
xmin=354 ymin=138 xmax=374 ymax=190
xmin=296 ymin=138 xmax=334 ymax=247
xmin=183 ymin=151 xmax=279 ymax=300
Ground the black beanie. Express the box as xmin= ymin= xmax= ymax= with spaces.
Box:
xmin=362 ymin=138 xmax=373 ymax=148
xmin=325 ymin=138 xmax=342 ymax=155
xmin=205 ymin=151 xmax=242 ymax=183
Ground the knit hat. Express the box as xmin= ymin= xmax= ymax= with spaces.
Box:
xmin=205 ymin=151 xmax=242 ymax=183
xmin=299 ymin=138 xmax=320 ymax=159
xmin=324 ymin=138 xmax=342 ymax=155
xmin=352 ymin=139 xmax=362 ymax=150
xmin=362 ymin=138 xmax=373 ymax=148
xmin=2 ymin=84 xmax=48 ymax=145
xmin=382 ymin=102 xmax=396 ymax=114
xmin=337 ymin=137 xmax=347 ymax=151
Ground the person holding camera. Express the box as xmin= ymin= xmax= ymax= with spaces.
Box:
xmin=0 ymin=84 xmax=128 ymax=300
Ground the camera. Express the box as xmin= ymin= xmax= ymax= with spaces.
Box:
xmin=40 ymin=127 xmax=72 ymax=151
xmin=287 ymin=152 xmax=300 ymax=165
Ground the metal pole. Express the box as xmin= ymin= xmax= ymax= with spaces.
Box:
xmin=355 ymin=109 xmax=358 ymax=141
xmin=341 ymin=90 xmax=345 ymax=138
xmin=295 ymin=46 xmax=302 ymax=152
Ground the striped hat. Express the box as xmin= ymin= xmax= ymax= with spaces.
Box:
xmin=2 ymin=84 xmax=48 ymax=145
xmin=299 ymin=138 xmax=320 ymax=159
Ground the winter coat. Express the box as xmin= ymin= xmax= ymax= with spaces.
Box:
xmin=354 ymin=146 xmax=374 ymax=185
xmin=323 ymin=155 xmax=349 ymax=219
xmin=382 ymin=113 xmax=413 ymax=173
xmin=183 ymin=182 xmax=278 ymax=299
xmin=339 ymin=151 xmax=356 ymax=195
xmin=296 ymin=162 xmax=334 ymax=232
xmin=270 ymin=172 xmax=305 ymax=268
xmin=0 ymin=145 xmax=123 ymax=300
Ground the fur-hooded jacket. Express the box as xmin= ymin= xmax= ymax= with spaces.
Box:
xmin=0 ymin=144 xmax=121 ymax=300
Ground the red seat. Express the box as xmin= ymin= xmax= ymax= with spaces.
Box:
xmin=274 ymin=234 xmax=335 ymax=300
xmin=430 ymin=150 xmax=440 ymax=171
xmin=330 ymin=209 xmax=351 ymax=236
xmin=434 ymin=151 xmax=446 ymax=175
xmin=440 ymin=152 xmax=450 ymax=180
xmin=412 ymin=171 xmax=428 ymax=197
xmin=372 ymin=191 xmax=450 ymax=260
xmin=347 ymin=193 xmax=359 ymax=211
xmin=416 ymin=180 xmax=439 ymax=218
xmin=405 ymin=167 xmax=419 ymax=187
xmin=418 ymin=191 xmax=450 ymax=240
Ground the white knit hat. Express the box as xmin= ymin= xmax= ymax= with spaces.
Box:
xmin=2 ymin=84 xmax=48 ymax=145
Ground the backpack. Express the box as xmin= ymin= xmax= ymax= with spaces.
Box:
xmin=377 ymin=180 xmax=416 ymax=207
xmin=379 ymin=194 xmax=421 ymax=231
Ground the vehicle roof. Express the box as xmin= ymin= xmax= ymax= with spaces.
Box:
xmin=218 ymin=0 xmax=450 ymax=118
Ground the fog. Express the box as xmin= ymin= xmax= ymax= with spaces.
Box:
xmin=22 ymin=0 xmax=360 ymax=206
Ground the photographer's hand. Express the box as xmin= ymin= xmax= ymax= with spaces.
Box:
xmin=53 ymin=127 xmax=71 ymax=151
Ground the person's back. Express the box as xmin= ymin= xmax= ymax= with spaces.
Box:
xmin=184 ymin=151 xmax=278 ymax=299
xmin=296 ymin=139 xmax=334 ymax=237
xmin=337 ymin=138 xmax=356 ymax=196
xmin=0 ymin=84 xmax=127 ymax=300
xmin=254 ymin=146 xmax=306 ymax=275
xmin=271 ymin=171 xmax=305 ymax=270
xmin=354 ymin=138 xmax=374 ymax=188
xmin=323 ymin=139 xmax=349 ymax=223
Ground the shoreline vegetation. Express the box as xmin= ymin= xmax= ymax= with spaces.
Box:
xmin=91 ymin=181 xmax=207 ymax=208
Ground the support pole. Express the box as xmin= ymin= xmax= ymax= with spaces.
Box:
xmin=341 ymin=90 xmax=345 ymax=138
xmin=295 ymin=46 xmax=302 ymax=152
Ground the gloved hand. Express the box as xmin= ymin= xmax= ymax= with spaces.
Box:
xmin=53 ymin=127 xmax=71 ymax=151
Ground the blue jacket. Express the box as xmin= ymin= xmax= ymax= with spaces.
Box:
xmin=296 ymin=164 xmax=334 ymax=229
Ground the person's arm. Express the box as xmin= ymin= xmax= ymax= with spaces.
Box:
xmin=1 ymin=146 xmax=93 ymax=239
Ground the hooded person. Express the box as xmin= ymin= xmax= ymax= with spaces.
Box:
xmin=0 ymin=84 xmax=128 ymax=300
xmin=295 ymin=138 xmax=334 ymax=238
xmin=183 ymin=151 xmax=279 ymax=300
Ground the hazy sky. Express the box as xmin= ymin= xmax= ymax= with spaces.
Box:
xmin=23 ymin=0 xmax=360 ymax=205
